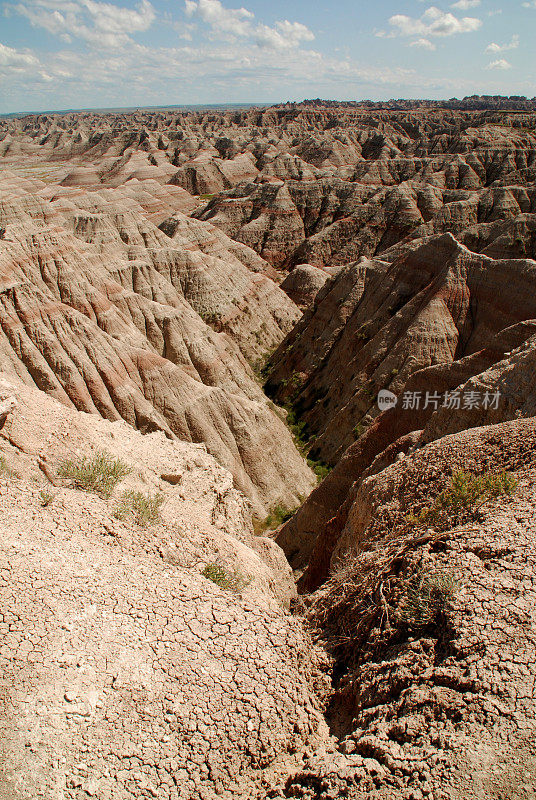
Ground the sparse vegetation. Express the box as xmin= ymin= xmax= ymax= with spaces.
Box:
xmin=353 ymin=421 xmax=366 ymax=439
xmin=39 ymin=488 xmax=54 ymax=507
xmin=285 ymin=407 xmax=308 ymax=452
xmin=57 ymin=451 xmax=132 ymax=498
xmin=401 ymin=568 xmax=458 ymax=627
xmin=254 ymin=503 xmax=297 ymax=534
xmin=308 ymin=459 xmax=331 ymax=482
xmin=249 ymin=347 xmax=277 ymax=382
xmin=0 ymin=456 xmax=11 ymax=477
xmin=273 ymin=370 xmax=306 ymax=400
xmin=312 ymin=528 xmax=461 ymax=673
xmin=202 ymin=562 xmax=250 ymax=592
xmin=406 ymin=469 xmax=518 ymax=529
xmin=114 ymin=490 xmax=164 ymax=526
xmin=199 ymin=310 xmax=220 ymax=325
xmin=270 ymin=404 xmax=332 ymax=484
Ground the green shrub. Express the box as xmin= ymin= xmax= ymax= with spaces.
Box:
xmin=257 ymin=503 xmax=296 ymax=533
xmin=308 ymin=459 xmax=332 ymax=483
xmin=285 ymin=407 xmax=309 ymax=452
xmin=57 ymin=451 xmax=132 ymax=498
xmin=114 ymin=490 xmax=164 ymax=526
xmin=353 ymin=422 xmax=366 ymax=439
xmin=407 ymin=470 xmax=518 ymax=529
xmin=202 ymin=563 xmax=250 ymax=592
xmin=439 ymin=470 xmax=517 ymax=511
xmin=199 ymin=310 xmax=220 ymax=325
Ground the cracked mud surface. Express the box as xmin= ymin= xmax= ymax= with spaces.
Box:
xmin=0 ymin=378 xmax=328 ymax=800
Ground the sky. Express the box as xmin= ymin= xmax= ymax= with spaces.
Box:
xmin=0 ymin=0 xmax=535 ymax=113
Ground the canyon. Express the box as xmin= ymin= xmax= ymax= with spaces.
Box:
xmin=1 ymin=100 xmax=536 ymax=799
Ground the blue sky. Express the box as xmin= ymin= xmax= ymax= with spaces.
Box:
xmin=0 ymin=0 xmax=535 ymax=113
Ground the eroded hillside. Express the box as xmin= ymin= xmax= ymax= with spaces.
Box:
xmin=1 ymin=101 xmax=536 ymax=800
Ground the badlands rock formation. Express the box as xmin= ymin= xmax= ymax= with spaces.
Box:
xmin=270 ymin=233 xmax=536 ymax=574
xmin=279 ymin=264 xmax=332 ymax=310
xmin=0 ymin=171 xmax=313 ymax=516
xmin=2 ymin=101 xmax=536 ymax=799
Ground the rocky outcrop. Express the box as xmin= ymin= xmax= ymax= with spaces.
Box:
xmin=194 ymin=181 xmax=306 ymax=268
xmin=280 ymin=264 xmax=331 ymax=309
xmin=282 ymin=321 xmax=536 ymax=590
xmin=269 ymin=234 xmax=536 ymax=575
xmin=169 ymin=152 xmax=259 ymax=195
xmin=267 ymin=234 xmax=536 ymax=465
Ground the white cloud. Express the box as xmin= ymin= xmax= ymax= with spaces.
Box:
xmin=486 ymin=58 xmax=513 ymax=69
xmin=386 ymin=6 xmax=482 ymax=40
xmin=9 ymin=0 xmax=155 ymax=48
xmin=410 ymin=37 xmax=436 ymax=50
xmin=485 ymin=34 xmax=519 ymax=53
xmin=522 ymin=1 xmax=536 ymax=8
xmin=255 ymin=21 xmax=315 ymax=49
xmin=451 ymin=0 xmax=480 ymax=9
xmin=1 ymin=0 xmax=523 ymax=113
xmin=184 ymin=0 xmax=252 ymax=38
xmin=0 ymin=32 xmax=467 ymax=114
xmin=185 ymin=0 xmax=315 ymax=50
xmin=0 ymin=41 xmax=38 ymax=65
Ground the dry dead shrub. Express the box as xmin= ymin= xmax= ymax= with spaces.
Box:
xmin=310 ymin=529 xmax=457 ymax=667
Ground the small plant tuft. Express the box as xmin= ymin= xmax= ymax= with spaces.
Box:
xmin=114 ymin=490 xmax=164 ymax=526
xmin=39 ymin=488 xmax=54 ymax=507
xmin=254 ymin=503 xmax=297 ymax=534
xmin=308 ymin=459 xmax=332 ymax=483
xmin=0 ymin=456 xmax=11 ymax=477
xmin=202 ymin=563 xmax=250 ymax=592
xmin=57 ymin=451 xmax=132 ymax=498
xmin=353 ymin=422 xmax=366 ymax=440
xmin=401 ymin=569 xmax=458 ymax=627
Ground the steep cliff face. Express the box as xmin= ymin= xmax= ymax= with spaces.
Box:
xmin=0 ymin=173 xmax=315 ymax=515
xmin=267 ymin=234 xmax=536 ymax=465
xmin=276 ymin=326 xmax=536 ymax=577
